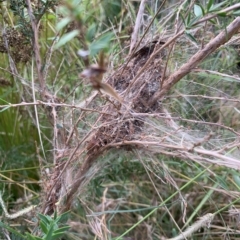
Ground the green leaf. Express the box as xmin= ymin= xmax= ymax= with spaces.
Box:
xmin=199 ymin=4 xmax=205 ymax=15
xmin=53 ymin=211 xmax=58 ymax=220
xmin=26 ymin=233 xmax=43 ymax=240
xmin=215 ymin=175 xmax=228 ymax=190
xmin=73 ymin=0 xmax=82 ymax=7
xmin=50 ymin=232 xmax=66 ymax=240
xmin=217 ymin=12 xmax=227 ymax=17
xmin=89 ymin=32 xmax=113 ymax=56
xmin=185 ymin=31 xmax=198 ymax=44
xmin=188 ymin=15 xmax=201 ymax=27
xmin=0 ymin=97 xmax=9 ymax=104
xmin=233 ymin=10 xmax=240 ymax=16
xmin=58 ymin=5 xmax=70 ymax=17
xmin=233 ymin=174 xmax=240 ymax=188
xmin=86 ymin=23 xmax=97 ymax=42
xmin=55 ymin=211 xmax=70 ymax=223
xmin=43 ymin=223 xmax=55 ymax=240
xmin=209 ymin=0 xmax=227 ymax=12
xmin=56 ymin=17 xmax=72 ymax=31
xmin=0 ymin=105 xmax=11 ymax=112
xmin=209 ymin=18 xmax=217 ymax=25
xmin=194 ymin=4 xmax=204 ymax=17
xmin=179 ymin=12 xmax=186 ymax=26
xmin=38 ymin=213 xmax=52 ymax=225
xmin=54 ymin=30 xmax=79 ymax=49
xmin=186 ymin=12 xmax=191 ymax=25
xmin=53 ymin=225 xmax=70 ymax=234
xmin=40 ymin=221 xmax=48 ymax=234
xmin=207 ymin=0 xmax=214 ymax=12
xmin=51 ymin=226 xmax=71 ymax=240
xmin=46 ymin=13 xmax=56 ymax=20
xmin=26 ymin=235 xmax=36 ymax=240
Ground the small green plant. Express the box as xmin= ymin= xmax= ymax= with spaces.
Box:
xmin=26 ymin=211 xmax=70 ymax=240
xmin=179 ymin=0 xmax=239 ymax=42
xmin=0 ymin=211 xmax=70 ymax=239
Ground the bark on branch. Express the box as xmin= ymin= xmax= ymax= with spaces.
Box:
xmin=150 ymin=17 xmax=240 ymax=105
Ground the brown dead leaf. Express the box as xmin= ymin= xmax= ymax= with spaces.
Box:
xmin=79 ymin=51 xmax=122 ymax=103
xmin=100 ymin=82 xmax=122 ymax=103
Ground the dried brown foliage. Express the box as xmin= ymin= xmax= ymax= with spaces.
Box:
xmin=39 ymin=18 xmax=240 ymax=216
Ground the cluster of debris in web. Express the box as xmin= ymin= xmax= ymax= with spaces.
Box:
xmin=86 ymin=40 xmax=167 ymax=154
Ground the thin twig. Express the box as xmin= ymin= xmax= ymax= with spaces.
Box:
xmin=0 ymin=101 xmax=113 ymax=115
xmin=129 ymin=0 xmax=146 ymax=54
xmin=104 ymin=140 xmax=240 ymax=169
xmin=123 ymin=0 xmax=167 ymax=69
xmin=26 ymin=0 xmax=46 ymax=94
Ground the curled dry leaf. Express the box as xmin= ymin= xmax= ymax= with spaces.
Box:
xmin=80 ymin=64 xmax=122 ymax=103
xmin=80 ymin=64 xmax=106 ymax=82
xmin=99 ymin=82 xmax=122 ymax=103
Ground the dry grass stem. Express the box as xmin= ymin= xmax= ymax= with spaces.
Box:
xmin=130 ymin=0 xmax=146 ymax=54
xmin=165 ymin=213 xmax=214 ymax=240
